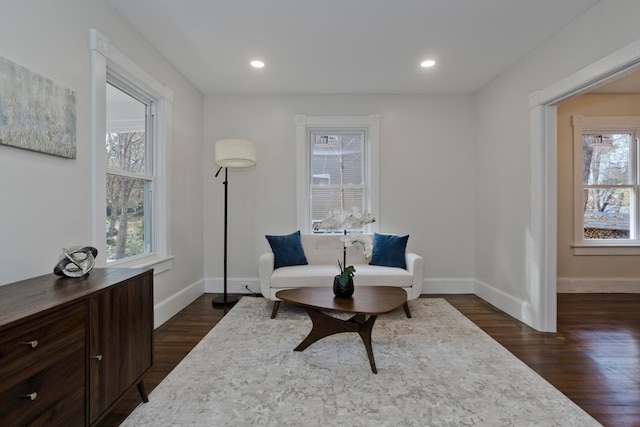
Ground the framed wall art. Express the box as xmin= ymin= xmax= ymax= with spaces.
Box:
xmin=0 ymin=56 xmax=76 ymax=159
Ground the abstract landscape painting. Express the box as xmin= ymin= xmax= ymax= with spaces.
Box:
xmin=0 ymin=56 xmax=76 ymax=159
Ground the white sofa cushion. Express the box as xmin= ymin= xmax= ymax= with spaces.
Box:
xmin=351 ymin=265 xmax=414 ymax=287
xmin=270 ymin=265 xmax=340 ymax=288
xmin=269 ymin=263 xmax=413 ymax=289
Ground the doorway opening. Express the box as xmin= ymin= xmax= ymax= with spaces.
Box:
xmin=530 ymin=39 xmax=640 ymax=332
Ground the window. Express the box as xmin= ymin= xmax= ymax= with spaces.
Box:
xmin=310 ymin=131 xmax=366 ymax=231
xmin=91 ymin=29 xmax=173 ymax=271
xmin=295 ymin=115 xmax=379 ymax=233
xmin=572 ymin=115 xmax=640 ymax=255
xmin=105 ymin=83 xmax=153 ymax=261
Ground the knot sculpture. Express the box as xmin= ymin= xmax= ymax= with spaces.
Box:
xmin=54 ymin=246 xmax=98 ymax=277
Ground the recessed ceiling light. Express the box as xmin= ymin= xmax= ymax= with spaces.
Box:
xmin=250 ymin=60 xmax=265 ymax=68
xmin=420 ymin=60 xmax=436 ymax=68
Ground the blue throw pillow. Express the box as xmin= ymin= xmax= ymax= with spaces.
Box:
xmin=369 ymin=233 xmax=409 ymax=269
xmin=265 ymin=230 xmax=308 ymax=269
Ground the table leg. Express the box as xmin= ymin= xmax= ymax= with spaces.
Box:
xmin=295 ymin=307 xmax=379 ymax=374
xmin=356 ymin=314 xmax=378 ymax=374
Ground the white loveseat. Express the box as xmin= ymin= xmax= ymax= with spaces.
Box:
xmin=259 ymin=233 xmax=424 ymax=318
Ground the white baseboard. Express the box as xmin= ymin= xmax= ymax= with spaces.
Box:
xmin=199 ymin=275 xmax=637 ymax=332
xmin=206 ymin=277 xmax=476 ymax=296
xmin=154 ymin=279 xmax=205 ymax=329
xmin=474 ymin=279 xmax=526 ymax=323
xmin=421 ymin=278 xmax=475 ymax=294
xmin=557 ymin=277 xmax=640 ymax=293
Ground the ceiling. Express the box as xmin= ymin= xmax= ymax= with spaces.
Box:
xmin=108 ymin=0 xmax=604 ymax=95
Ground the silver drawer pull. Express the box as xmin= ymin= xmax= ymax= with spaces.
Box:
xmin=22 ymin=340 xmax=38 ymax=348
xmin=22 ymin=392 xmax=38 ymax=401
xmin=91 ymin=354 xmax=103 ymax=361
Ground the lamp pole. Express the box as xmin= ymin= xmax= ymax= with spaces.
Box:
xmin=212 ymin=166 xmax=239 ymax=306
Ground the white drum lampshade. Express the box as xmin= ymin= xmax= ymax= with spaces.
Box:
xmin=214 ymin=138 xmax=256 ymax=168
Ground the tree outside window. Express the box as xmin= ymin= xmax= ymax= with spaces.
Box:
xmin=581 ymin=133 xmax=633 ymax=239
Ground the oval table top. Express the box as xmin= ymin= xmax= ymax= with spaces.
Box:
xmin=275 ymin=286 xmax=407 ymax=315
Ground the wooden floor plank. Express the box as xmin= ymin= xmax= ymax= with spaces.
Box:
xmin=97 ymin=293 xmax=640 ymax=427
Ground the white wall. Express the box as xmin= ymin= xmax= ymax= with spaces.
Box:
xmin=203 ymin=95 xmax=476 ymax=294
xmin=0 ymin=0 xmax=205 ymax=326
xmin=475 ymin=1 xmax=640 ymax=325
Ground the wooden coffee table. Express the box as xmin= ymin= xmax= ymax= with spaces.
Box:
xmin=275 ymin=286 xmax=409 ymax=374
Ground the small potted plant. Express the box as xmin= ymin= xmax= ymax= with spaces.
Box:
xmin=334 ymin=259 xmax=355 ymax=298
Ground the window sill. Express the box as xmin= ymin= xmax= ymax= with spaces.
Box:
xmin=107 ymin=255 xmax=175 ymax=274
xmin=572 ymin=244 xmax=640 ymax=256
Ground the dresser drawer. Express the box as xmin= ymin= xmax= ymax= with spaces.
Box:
xmin=0 ymin=301 xmax=86 ymax=380
xmin=0 ymin=345 xmax=85 ymax=427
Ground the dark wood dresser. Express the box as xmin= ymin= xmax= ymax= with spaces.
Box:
xmin=0 ymin=268 xmax=153 ymax=426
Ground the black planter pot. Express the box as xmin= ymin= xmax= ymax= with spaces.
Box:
xmin=333 ymin=275 xmax=354 ymax=298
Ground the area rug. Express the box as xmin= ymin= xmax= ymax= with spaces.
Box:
xmin=122 ymin=298 xmax=600 ymax=426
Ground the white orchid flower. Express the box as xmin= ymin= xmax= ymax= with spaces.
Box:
xmin=340 ymin=232 xmax=373 ymax=260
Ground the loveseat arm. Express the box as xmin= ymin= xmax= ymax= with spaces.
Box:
xmin=258 ymin=252 xmax=275 ymax=299
xmin=405 ymin=252 xmax=424 ymax=300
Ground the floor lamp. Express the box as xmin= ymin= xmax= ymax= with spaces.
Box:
xmin=212 ymin=138 xmax=256 ymax=307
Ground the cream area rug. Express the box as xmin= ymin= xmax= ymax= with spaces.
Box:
xmin=122 ymin=297 xmax=600 ymax=427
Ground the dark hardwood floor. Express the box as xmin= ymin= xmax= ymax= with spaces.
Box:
xmin=443 ymin=294 xmax=640 ymax=427
xmin=97 ymin=293 xmax=640 ymax=427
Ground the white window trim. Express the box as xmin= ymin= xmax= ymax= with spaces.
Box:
xmin=295 ymin=114 xmax=379 ymax=233
xmin=90 ymin=29 xmax=174 ymax=273
xmin=571 ymin=114 xmax=640 ymax=256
